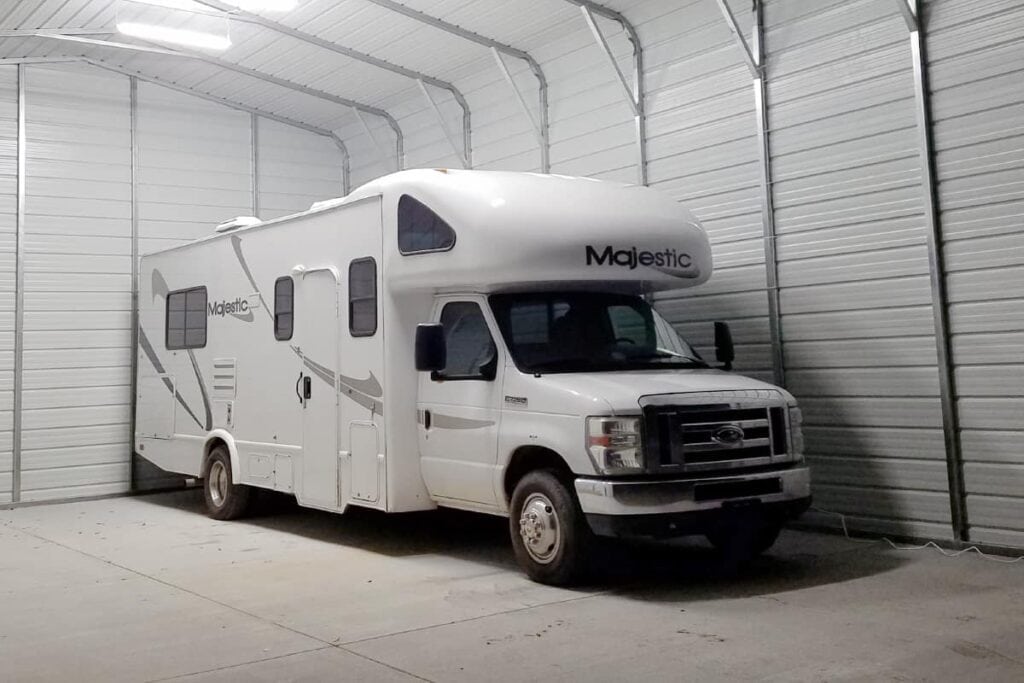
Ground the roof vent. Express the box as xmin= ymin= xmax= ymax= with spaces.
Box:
xmin=215 ymin=216 xmax=261 ymax=233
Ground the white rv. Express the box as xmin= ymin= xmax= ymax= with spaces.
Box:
xmin=135 ymin=169 xmax=810 ymax=584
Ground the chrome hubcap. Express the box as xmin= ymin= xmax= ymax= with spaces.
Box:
xmin=209 ymin=461 xmax=227 ymax=507
xmin=518 ymin=493 xmax=560 ymax=564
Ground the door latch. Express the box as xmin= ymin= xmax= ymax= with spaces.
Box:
xmin=303 ymin=375 xmax=312 ymax=400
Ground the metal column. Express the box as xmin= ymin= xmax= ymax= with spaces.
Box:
xmin=11 ymin=63 xmax=25 ymax=502
xmin=250 ymin=112 xmax=259 ymax=215
xmin=901 ymin=0 xmax=969 ymax=542
xmin=574 ymin=1 xmax=647 ymax=185
xmin=751 ymin=1 xmax=784 ymax=388
xmin=128 ymin=76 xmax=140 ymax=489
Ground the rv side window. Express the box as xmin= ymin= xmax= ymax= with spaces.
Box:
xmin=438 ymin=302 xmax=497 ymax=380
xmin=397 ymin=195 xmax=456 ymax=254
xmin=274 ymin=277 xmax=294 ymax=341
xmin=166 ymin=286 xmax=207 ymax=350
xmin=349 ymin=258 xmax=377 ymax=337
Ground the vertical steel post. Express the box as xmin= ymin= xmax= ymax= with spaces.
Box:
xmin=751 ymin=0 xmax=785 ymax=388
xmin=128 ymin=76 xmax=140 ymax=489
xmin=11 ymin=63 xmax=25 ymax=502
xmin=251 ymin=112 xmax=259 ymax=215
xmin=906 ymin=0 xmax=968 ymax=541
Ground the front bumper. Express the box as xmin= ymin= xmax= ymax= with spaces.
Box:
xmin=575 ymin=465 xmax=811 ymax=538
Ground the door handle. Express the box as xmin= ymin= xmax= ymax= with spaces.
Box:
xmin=295 ymin=372 xmax=304 ymax=404
xmin=303 ymin=376 xmax=312 ymax=400
xmin=423 ymin=410 xmax=432 ymax=430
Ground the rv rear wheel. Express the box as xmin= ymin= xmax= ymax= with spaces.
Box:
xmin=202 ymin=446 xmax=252 ymax=521
xmin=509 ymin=469 xmax=590 ymax=586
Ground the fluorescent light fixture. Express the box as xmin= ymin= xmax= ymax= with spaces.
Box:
xmin=117 ymin=21 xmax=231 ymax=50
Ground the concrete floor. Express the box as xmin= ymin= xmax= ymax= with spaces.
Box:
xmin=1 ymin=491 xmax=1022 ymax=682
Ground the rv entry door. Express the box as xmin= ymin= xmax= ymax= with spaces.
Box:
xmin=296 ymin=267 xmax=340 ymax=509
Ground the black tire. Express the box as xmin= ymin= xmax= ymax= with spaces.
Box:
xmin=706 ymin=521 xmax=782 ymax=563
xmin=509 ymin=469 xmax=590 ymax=585
xmin=202 ymin=446 xmax=252 ymax=521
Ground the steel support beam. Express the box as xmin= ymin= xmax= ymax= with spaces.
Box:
xmin=713 ymin=0 xmax=759 ymax=77
xmin=0 ymin=27 xmax=115 ymax=36
xmin=30 ymin=33 xmax=404 ymax=170
xmin=330 ymin=134 xmax=353 ymax=195
xmin=901 ymin=0 xmax=968 ymax=541
xmin=362 ymin=0 xmax=549 ymax=172
xmin=568 ymin=0 xmax=647 ymax=185
xmin=417 ymin=79 xmax=468 ymax=168
xmin=490 ymin=48 xmax=544 ymax=149
xmin=750 ymin=1 xmax=784 ymax=389
xmin=11 ymin=64 xmax=25 ymax=503
xmin=196 ymin=0 xmax=470 ymax=167
xmin=353 ymin=108 xmax=394 ymax=172
xmin=895 ymin=0 xmax=918 ymax=32
xmin=251 ymin=112 xmax=260 ymax=215
xmin=128 ymin=76 xmax=140 ymax=489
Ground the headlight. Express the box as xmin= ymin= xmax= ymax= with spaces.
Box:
xmin=587 ymin=416 xmax=644 ymax=474
xmin=788 ymin=405 xmax=804 ymax=460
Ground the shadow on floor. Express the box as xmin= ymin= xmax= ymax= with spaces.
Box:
xmin=135 ymin=488 xmax=904 ymax=601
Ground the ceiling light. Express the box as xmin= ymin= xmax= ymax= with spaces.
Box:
xmin=116 ymin=21 xmax=231 ymax=50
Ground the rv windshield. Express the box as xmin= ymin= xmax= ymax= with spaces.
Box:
xmin=489 ymin=292 xmax=706 ymax=374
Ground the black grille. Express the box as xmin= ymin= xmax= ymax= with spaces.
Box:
xmin=642 ymin=402 xmax=788 ymax=473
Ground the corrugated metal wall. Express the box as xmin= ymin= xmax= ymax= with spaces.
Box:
xmin=0 ymin=62 xmax=345 ymax=504
xmin=928 ymin=0 xmax=1024 ymax=548
xmin=643 ymin=1 xmax=773 ymax=383
xmin=20 ymin=64 xmax=132 ymax=501
xmin=257 ymin=118 xmax=344 ymax=221
xmin=0 ymin=67 xmax=15 ymax=504
xmin=764 ymin=0 xmax=952 ymax=539
xmin=137 ymin=84 xmax=254 ymax=252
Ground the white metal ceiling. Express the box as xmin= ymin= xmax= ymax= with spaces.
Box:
xmin=0 ymin=0 xmax=623 ymax=134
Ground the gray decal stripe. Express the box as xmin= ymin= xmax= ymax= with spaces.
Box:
xmin=187 ymin=349 xmax=213 ymax=431
xmin=151 ymin=268 xmax=170 ymax=301
xmin=138 ymin=328 xmax=205 ymax=431
xmin=230 ymin=234 xmax=272 ymax=320
xmin=430 ymin=413 xmax=495 ymax=430
xmin=651 ymin=265 xmax=701 ymax=279
xmin=339 ymin=371 xmax=382 ymax=398
xmin=290 ymin=346 xmax=383 ymax=415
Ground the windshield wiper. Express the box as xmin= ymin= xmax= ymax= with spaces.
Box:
xmin=628 ymin=352 xmax=708 ymax=367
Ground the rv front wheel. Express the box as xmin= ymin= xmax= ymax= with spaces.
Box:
xmin=202 ymin=446 xmax=251 ymax=520
xmin=509 ymin=469 xmax=590 ymax=585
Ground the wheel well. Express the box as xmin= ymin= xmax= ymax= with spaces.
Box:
xmin=203 ymin=437 xmax=227 ymax=472
xmin=503 ymin=446 xmax=573 ymax=502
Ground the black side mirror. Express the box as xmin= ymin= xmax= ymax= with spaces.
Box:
xmin=714 ymin=321 xmax=734 ymax=371
xmin=415 ymin=323 xmax=446 ymax=372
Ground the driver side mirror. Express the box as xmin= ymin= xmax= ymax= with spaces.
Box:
xmin=415 ymin=323 xmax=446 ymax=372
xmin=714 ymin=321 xmax=734 ymax=371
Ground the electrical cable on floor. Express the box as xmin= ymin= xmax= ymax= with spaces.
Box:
xmin=809 ymin=506 xmax=1024 ymax=565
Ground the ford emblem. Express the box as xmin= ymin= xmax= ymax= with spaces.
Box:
xmin=712 ymin=425 xmax=744 ymax=445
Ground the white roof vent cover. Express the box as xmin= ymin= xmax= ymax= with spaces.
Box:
xmin=215 ymin=216 xmax=261 ymax=233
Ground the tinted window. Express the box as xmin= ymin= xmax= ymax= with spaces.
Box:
xmin=490 ymin=292 xmax=704 ymax=374
xmin=439 ymin=302 xmax=496 ymax=379
xmin=274 ymin=277 xmax=293 ymax=341
xmin=349 ymin=258 xmax=377 ymax=336
xmin=398 ymin=194 xmax=456 ymax=254
xmin=166 ymin=286 xmax=207 ymax=350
